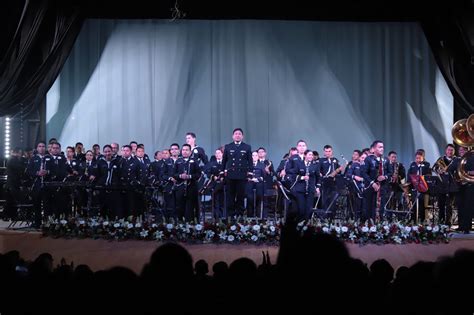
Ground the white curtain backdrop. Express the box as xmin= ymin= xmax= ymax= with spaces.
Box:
xmin=47 ymin=19 xmax=453 ymax=164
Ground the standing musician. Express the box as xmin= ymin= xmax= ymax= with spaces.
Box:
xmin=118 ymin=145 xmax=141 ymax=218
xmin=96 ymin=145 xmax=122 ymax=218
xmin=360 ymin=140 xmax=392 ymax=221
xmin=149 ymin=150 xmax=163 ymax=186
xmin=257 ymin=147 xmax=275 ymax=192
xmin=49 ymin=142 xmax=74 ymax=218
xmin=319 ymin=145 xmax=344 ymax=215
xmin=185 ymin=132 xmax=209 ymax=166
xmin=276 ymin=147 xmax=297 ymax=214
xmin=433 ymin=144 xmax=457 ymax=224
xmin=203 ymin=148 xmax=226 ymax=219
xmin=407 ymin=150 xmax=431 ymax=222
xmin=387 ymin=151 xmax=406 ymax=211
xmin=161 ymin=144 xmax=180 ymax=219
xmin=286 ymin=145 xmax=321 ymax=221
xmin=173 ymin=144 xmax=201 ymax=222
xmin=246 ymin=151 xmax=265 ymax=217
xmin=222 ymin=128 xmax=253 ymax=218
xmin=345 ymin=152 xmax=367 ymax=220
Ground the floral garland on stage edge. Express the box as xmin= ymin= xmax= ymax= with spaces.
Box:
xmin=41 ymin=217 xmax=451 ymax=245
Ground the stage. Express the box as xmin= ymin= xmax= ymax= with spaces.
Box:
xmin=1 ymin=226 xmax=473 ymax=274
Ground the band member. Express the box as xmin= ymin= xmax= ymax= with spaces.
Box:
xmin=137 ymin=144 xmax=151 ymax=164
xmin=118 ymin=145 xmax=141 ymax=218
xmin=161 ymin=144 xmax=180 ymax=219
xmin=319 ymin=145 xmax=343 ymax=215
xmin=74 ymin=142 xmax=86 ymax=163
xmin=111 ymin=142 xmax=121 ymax=159
xmin=407 ymin=150 xmax=431 ymax=222
xmin=130 ymin=141 xmax=138 ymax=156
xmin=65 ymin=146 xmax=81 ymax=178
xmin=222 ymin=128 xmax=253 ymax=218
xmin=185 ymin=132 xmax=209 ymax=166
xmin=92 ymin=144 xmax=102 ymax=161
xmin=246 ymin=151 xmax=265 ymax=217
xmin=4 ymin=147 xmax=25 ymax=220
xmin=344 ymin=150 xmax=361 ymax=177
xmin=49 ymin=142 xmax=74 ymax=218
xmin=149 ymin=150 xmax=163 ymax=185
xmin=286 ymin=144 xmax=321 ymax=221
xmin=257 ymin=147 xmax=274 ymax=192
xmin=96 ymin=145 xmax=122 ymax=218
xmin=134 ymin=146 xmax=150 ymax=215
xmin=433 ymin=144 xmax=457 ymax=224
xmin=173 ymin=144 xmax=201 ymax=221
xmin=204 ymin=148 xmax=226 ymax=218
xmin=27 ymin=141 xmax=53 ymax=227
xmin=345 ymin=152 xmax=367 ymax=219
xmin=386 ymin=151 xmax=406 ymax=211
xmin=276 ymin=147 xmax=297 ymax=187
xmin=360 ymin=140 xmax=392 ymax=221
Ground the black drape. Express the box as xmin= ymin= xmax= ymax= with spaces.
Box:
xmin=0 ymin=0 xmax=83 ymax=116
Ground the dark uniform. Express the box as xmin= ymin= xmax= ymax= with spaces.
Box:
xmin=204 ymin=159 xmax=225 ymax=218
xmin=27 ymin=154 xmax=54 ymax=226
xmin=222 ymin=141 xmax=253 ymax=217
xmin=118 ymin=156 xmax=141 ymax=218
xmin=345 ymin=161 xmax=365 ymax=219
xmin=407 ymin=161 xmax=431 ymax=222
xmin=434 ymin=156 xmax=457 ymax=224
xmin=161 ymin=157 xmax=179 ymax=219
xmin=386 ymin=162 xmax=407 ymax=212
xmin=319 ymin=157 xmax=341 ymax=213
xmin=447 ymin=156 xmax=473 ymax=232
xmin=360 ymin=155 xmax=392 ymax=221
xmin=173 ymin=157 xmax=201 ymax=221
xmin=190 ymin=146 xmax=209 ymax=166
xmin=4 ymin=155 xmax=26 ymax=219
xmin=286 ymin=155 xmax=321 ymax=220
xmin=246 ymin=160 xmax=265 ymax=217
xmin=49 ymin=155 xmax=74 ymax=218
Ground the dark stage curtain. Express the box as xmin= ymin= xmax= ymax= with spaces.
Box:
xmin=0 ymin=0 xmax=84 ymax=116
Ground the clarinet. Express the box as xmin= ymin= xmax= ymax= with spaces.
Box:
xmin=40 ymin=157 xmax=45 ymax=188
xmin=376 ymin=157 xmax=384 ymax=219
xmin=184 ymin=160 xmax=190 ymax=197
xmin=305 ymin=163 xmax=310 ymax=195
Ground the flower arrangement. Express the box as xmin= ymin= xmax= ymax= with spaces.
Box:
xmin=41 ymin=217 xmax=450 ymax=245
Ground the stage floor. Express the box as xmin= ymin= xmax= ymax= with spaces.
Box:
xmin=1 ymin=224 xmax=473 ymax=274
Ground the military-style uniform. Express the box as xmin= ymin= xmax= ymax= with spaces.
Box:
xmin=222 ymin=141 xmax=253 ymax=217
xmin=434 ymin=156 xmax=457 ymax=223
xmin=360 ymin=155 xmax=392 ymax=221
xmin=345 ymin=161 xmax=365 ymax=219
xmin=161 ymin=157 xmax=179 ymax=219
xmin=407 ymin=161 xmax=431 ymax=222
xmin=173 ymin=157 xmax=201 ymax=221
xmin=246 ymin=160 xmax=265 ymax=217
xmin=49 ymin=154 xmax=74 ymax=218
xmin=204 ymin=158 xmax=225 ymax=218
xmin=190 ymin=146 xmax=209 ymax=166
xmin=285 ymin=154 xmax=321 ymax=220
xmin=27 ymin=154 xmax=54 ymax=226
xmin=96 ymin=157 xmax=122 ymax=218
xmin=118 ymin=156 xmax=141 ymax=218
xmin=448 ymin=155 xmax=474 ymax=232
xmin=319 ymin=157 xmax=341 ymax=214
xmin=385 ymin=162 xmax=407 ymax=212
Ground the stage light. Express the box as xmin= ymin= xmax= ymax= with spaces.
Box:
xmin=4 ymin=116 xmax=10 ymax=158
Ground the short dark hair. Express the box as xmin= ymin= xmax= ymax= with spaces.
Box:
xmin=75 ymin=142 xmax=83 ymax=147
xmin=290 ymin=147 xmax=297 ymax=152
xmin=66 ymin=146 xmax=74 ymax=152
xmin=257 ymin=147 xmax=266 ymax=152
xmin=297 ymin=140 xmax=306 ymax=145
xmin=282 ymin=153 xmax=289 ymax=159
xmin=415 ymin=150 xmax=424 ymax=157
xmin=48 ymin=138 xmax=57 ymax=144
xmin=233 ymin=128 xmax=243 ymax=134
xmin=186 ymin=132 xmax=196 ymax=138
xmin=445 ymin=143 xmax=455 ymax=149
xmin=371 ymin=140 xmax=383 ymax=148
xmin=313 ymin=150 xmax=319 ymax=157
xmin=137 ymin=143 xmax=144 ymax=149
xmin=130 ymin=141 xmax=138 ymax=146
xmin=154 ymin=150 xmax=160 ymax=157
xmin=170 ymin=143 xmax=180 ymax=149
xmin=353 ymin=150 xmax=362 ymax=156
xmin=122 ymin=145 xmax=132 ymax=150
xmin=93 ymin=144 xmax=100 ymax=148
xmin=388 ymin=151 xmax=397 ymax=156
xmin=51 ymin=142 xmax=61 ymax=148
xmin=304 ymin=150 xmax=312 ymax=155
xmin=103 ymin=144 xmax=112 ymax=151
xmin=85 ymin=149 xmax=94 ymax=155
xmin=36 ymin=141 xmax=46 ymax=147
xmin=323 ymin=145 xmax=332 ymax=150
xmin=182 ymin=144 xmax=191 ymax=150
xmin=362 ymin=148 xmax=370 ymax=153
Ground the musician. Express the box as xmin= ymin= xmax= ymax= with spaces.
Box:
xmin=49 ymin=142 xmax=74 ymax=218
xmin=92 ymin=144 xmax=102 ymax=161
xmin=118 ymin=145 xmax=141 ymax=218
xmin=246 ymin=151 xmax=265 ymax=217
xmin=185 ymin=132 xmax=209 ymax=165
xmin=137 ymin=144 xmax=151 ymax=164
xmin=161 ymin=144 xmax=180 ymax=219
xmin=312 ymin=151 xmax=320 ymax=162
xmin=74 ymin=142 xmax=86 ymax=163
xmin=173 ymin=144 xmax=201 ymax=221
xmin=433 ymin=144 xmax=456 ymax=224
xmin=111 ymin=142 xmax=121 ymax=160
xmin=319 ymin=145 xmax=342 ymax=215
xmin=387 ymin=151 xmax=406 ymax=211
xmin=256 ymin=147 xmax=274 ymax=191
xmin=222 ymin=128 xmax=253 ymax=218
xmin=134 ymin=146 xmax=150 ymax=215
xmin=360 ymin=140 xmax=392 ymax=221
xmin=286 ymin=145 xmax=321 ymax=221
xmin=149 ymin=150 xmax=163 ymax=186
xmin=345 ymin=152 xmax=366 ymax=220
xmin=4 ymin=147 xmax=25 ymax=220
xmin=276 ymin=147 xmax=297 ymax=215
xmin=344 ymin=150 xmax=361 ymax=177
xmin=130 ymin=141 xmax=138 ymax=156
xmin=65 ymin=146 xmax=81 ymax=179
xmin=204 ymin=148 xmax=225 ymax=218
xmin=407 ymin=150 xmax=431 ymax=222
xmin=96 ymin=145 xmax=122 ymax=218
xmin=27 ymin=141 xmax=53 ymax=228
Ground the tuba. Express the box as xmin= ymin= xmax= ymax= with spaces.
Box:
xmin=452 ymin=114 xmax=474 ymax=184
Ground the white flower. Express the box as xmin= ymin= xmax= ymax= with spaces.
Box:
xmin=154 ymin=231 xmax=163 ymax=240
xmin=404 ymin=226 xmax=412 ymax=233
xmin=335 ymin=226 xmax=341 ymax=233
xmin=322 ymin=226 xmax=329 ymax=233
xmin=251 ymin=235 xmax=258 ymax=242
xmin=383 ymin=225 xmax=389 ymax=231
xmin=370 ymin=226 xmax=377 ymax=233
xmin=151 ymin=223 xmax=157 ymax=228
xmin=362 ymin=226 xmax=369 ymax=233
xmin=135 ymin=223 xmax=141 ymax=228
xmin=127 ymin=223 xmax=134 ymax=229
xmin=206 ymin=230 xmax=215 ymax=238
xmin=60 ymin=220 xmax=68 ymax=225
xmin=113 ymin=223 xmax=120 ymax=228
xmin=103 ymin=221 xmax=109 ymax=226
xmin=166 ymin=223 xmax=174 ymax=230
xmin=230 ymin=225 xmax=237 ymax=231
xmin=303 ymin=226 xmax=308 ymax=231
xmin=78 ymin=220 xmax=85 ymax=225
xmin=269 ymin=226 xmax=276 ymax=232
xmin=433 ymin=226 xmax=439 ymax=233
xmin=140 ymin=230 xmax=148 ymax=238
xmin=426 ymin=225 xmax=432 ymax=231
xmin=227 ymin=235 xmax=235 ymax=242
xmin=195 ymin=224 xmax=203 ymax=231
xmin=412 ymin=226 xmax=418 ymax=232
xmin=341 ymin=226 xmax=348 ymax=233
xmin=253 ymin=225 xmax=261 ymax=231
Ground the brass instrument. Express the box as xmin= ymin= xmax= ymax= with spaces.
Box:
xmin=452 ymin=114 xmax=474 ymax=184
xmin=391 ymin=162 xmax=399 ymax=184
xmin=400 ymin=182 xmax=413 ymax=210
